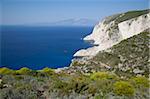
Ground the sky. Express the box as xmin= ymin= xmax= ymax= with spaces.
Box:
xmin=0 ymin=0 xmax=149 ymax=25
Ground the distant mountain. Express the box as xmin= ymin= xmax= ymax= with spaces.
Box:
xmin=31 ymin=19 xmax=97 ymax=26
xmin=51 ymin=19 xmax=97 ymax=26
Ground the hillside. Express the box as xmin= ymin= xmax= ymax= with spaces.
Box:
xmin=70 ymin=30 xmax=149 ymax=77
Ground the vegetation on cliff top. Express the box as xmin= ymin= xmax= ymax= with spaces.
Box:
xmin=104 ymin=9 xmax=149 ymax=24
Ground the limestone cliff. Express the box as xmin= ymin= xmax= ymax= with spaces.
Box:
xmin=74 ymin=9 xmax=150 ymax=57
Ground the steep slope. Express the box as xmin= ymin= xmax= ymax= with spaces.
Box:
xmin=74 ymin=9 xmax=150 ymax=57
xmin=70 ymin=29 xmax=149 ymax=76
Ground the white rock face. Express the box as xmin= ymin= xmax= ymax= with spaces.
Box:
xmin=74 ymin=13 xmax=150 ymax=57
xmin=119 ymin=14 xmax=150 ymax=39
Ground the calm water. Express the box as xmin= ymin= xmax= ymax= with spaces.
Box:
xmin=1 ymin=26 xmax=93 ymax=70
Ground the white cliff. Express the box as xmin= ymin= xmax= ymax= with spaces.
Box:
xmin=74 ymin=11 xmax=150 ymax=57
xmin=118 ymin=14 xmax=150 ymax=39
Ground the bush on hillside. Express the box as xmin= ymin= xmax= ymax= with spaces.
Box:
xmin=41 ymin=67 xmax=54 ymax=75
xmin=0 ymin=67 xmax=14 ymax=75
xmin=90 ymin=72 xmax=117 ymax=80
xmin=16 ymin=67 xmax=32 ymax=75
xmin=113 ymin=81 xmax=135 ymax=96
xmin=132 ymin=76 xmax=149 ymax=88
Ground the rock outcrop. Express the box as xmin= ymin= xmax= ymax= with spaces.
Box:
xmin=74 ymin=10 xmax=150 ymax=57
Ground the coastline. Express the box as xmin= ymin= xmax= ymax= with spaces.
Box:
xmin=73 ymin=11 xmax=150 ymax=57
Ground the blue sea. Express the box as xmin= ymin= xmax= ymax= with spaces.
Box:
xmin=1 ymin=26 xmax=93 ymax=70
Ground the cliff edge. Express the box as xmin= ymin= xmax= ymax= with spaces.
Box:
xmin=74 ymin=9 xmax=150 ymax=57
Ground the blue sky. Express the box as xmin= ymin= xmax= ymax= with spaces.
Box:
xmin=1 ymin=0 xmax=149 ymax=25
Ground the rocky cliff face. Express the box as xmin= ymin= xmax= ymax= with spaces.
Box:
xmin=74 ymin=10 xmax=150 ymax=57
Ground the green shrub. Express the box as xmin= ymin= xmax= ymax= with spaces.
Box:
xmin=0 ymin=67 xmax=14 ymax=75
xmin=14 ymin=83 xmax=32 ymax=90
xmin=90 ymin=72 xmax=117 ymax=80
xmin=50 ymin=79 xmax=70 ymax=95
xmin=113 ymin=81 xmax=135 ymax=96
xmin=41 ymin=67 xmax=54 ymax=75
xmin=64 ymin=75 xmax=90 ymax=94
xmin=14 ymin=76 xmax=24 ymax=80
xmin=88 ymin=79 xmax=113 ymax=97
xmin=16 ymin=67 xmax=31 ymax=75
xmin=94 ymin=95 xmax=101 ymax=99
xmin=132 ymin=76 xmax=149 ymax=88
xmin=74 ymin=76 xmax=89 ymax=88
xmin=116 ymin=9 xmax=149 ymax=23
xmin=53 ymin=80 xmax=68 ymax=89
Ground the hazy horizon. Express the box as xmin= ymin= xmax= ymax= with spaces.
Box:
xmin=1 ymin=0 xmax=149 ymax=25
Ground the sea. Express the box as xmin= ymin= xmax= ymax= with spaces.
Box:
xmin=0 ymin=26 xmax=93 ymax=70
